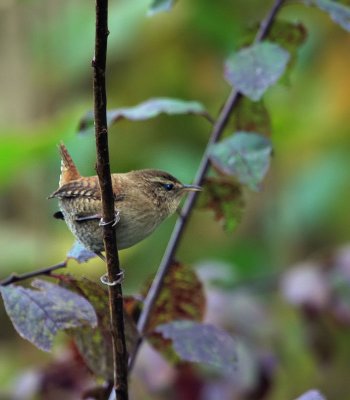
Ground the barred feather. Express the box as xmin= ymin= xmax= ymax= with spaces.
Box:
xmin=49 ymin=177 xmax=101 ymax=199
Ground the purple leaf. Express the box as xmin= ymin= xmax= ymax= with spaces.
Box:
xmin=61 ymin=276 xmax=139 ymax=380
xmin=0 ymin=279 xmax=97 ymax=351
xmin=280 ymin=262 xmax=330 ymax=309
xmin=295 ymin=389 xmax=326 ymax=400
xmin=67 ymin=241 xmax=96 ymax=263
xmin=156 ymin=320 xmax=237 ymax=373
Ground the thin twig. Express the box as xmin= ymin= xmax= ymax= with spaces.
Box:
xmin=93 ymin=0 xmax=128 ymax=399
xmin=0 ymin=261 xmax=67 ymax=286
xmin=128 ymin=0 xmax=286 ymax=372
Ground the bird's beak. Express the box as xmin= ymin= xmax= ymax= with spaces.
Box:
xmin=182 ymin=184 xmax=202 ymax=192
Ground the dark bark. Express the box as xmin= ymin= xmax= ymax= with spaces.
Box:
xmin=93 ymin=0 xmax=129 ymax=398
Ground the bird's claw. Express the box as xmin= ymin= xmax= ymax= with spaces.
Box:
xmin=100 ymin=270 xmax=124 ymax=286
xmin=99 ymin=210 xmax=120 ymax=227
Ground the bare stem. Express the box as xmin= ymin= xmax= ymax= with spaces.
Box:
xmin=128 ymin=0 xmax=286 ymax=372
xmin=0 ymin=261 xmax=67 ymax=286
xmin=93 ymin=0 xmax=128 ymax=398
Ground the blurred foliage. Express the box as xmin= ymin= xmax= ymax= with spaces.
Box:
xmin=209 ymin=132 xmax=273 ymax=191
xmin=60 ymin=275 xmax=139 ymax=381
xmin=197 ymin=176 xmax=245 ymax=232
xmin=1 ymin=0 xmax=350 ymax=399
xmin=156 ymin=320 xmax=237 ymax=373
xmin=143 ymin=261 xmax=206 ymax=363
xmin=225 ymin=41 xmax=290 ymax=101
xmin=0 ymin=279 xmax=97 ymax=352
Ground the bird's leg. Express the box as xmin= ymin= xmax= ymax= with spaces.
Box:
xmin=76 ymin=209 xmax=120 ymax=226
xmin=75 ymin=214 xmax=102 ymax=222
xmin=98 ymin=209 xmax=123 ymax=285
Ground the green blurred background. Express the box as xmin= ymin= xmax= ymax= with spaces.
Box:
xmin=1 ymin=0 xmax=350 ymax=399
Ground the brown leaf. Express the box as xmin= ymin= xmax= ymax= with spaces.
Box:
xmin=197 ymin=176 xmax=245 ymax=232
xmin=231 ymin=97 xmax=271 ymax=137
xmin=58 ymin=275 xmax=139 ymax=380
xmin=143 ymin=261 xmax=206 ymax=363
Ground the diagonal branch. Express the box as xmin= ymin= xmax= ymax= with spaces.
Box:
xmin=93 ymin=0 xmax=128 ymax=399
xmin=0 ymin=261 xmax=67 ymax=287
xmin=128 ymin=0 xmax=286 ymax=372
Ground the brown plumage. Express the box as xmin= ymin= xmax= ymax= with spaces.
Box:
xmin=49 ymin=144 xmax=201 ymax=257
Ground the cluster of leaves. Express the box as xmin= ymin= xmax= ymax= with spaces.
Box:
xmin=2 ymin=0 xmax=350 ymax=398
xmin=0 ymin=245 xmax=236 ymax=381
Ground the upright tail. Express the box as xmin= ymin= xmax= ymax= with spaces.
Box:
xmin=58 ymin=143 xmax=81 ymax=187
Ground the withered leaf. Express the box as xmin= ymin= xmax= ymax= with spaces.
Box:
xmin=143 ymin=261 xmax=206 ymax=363
xmin=197 ymin=176 xmax=245 ymax=232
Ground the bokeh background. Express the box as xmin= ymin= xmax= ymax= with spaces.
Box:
xmin=1 ymin=0 xmax=350 ymax=399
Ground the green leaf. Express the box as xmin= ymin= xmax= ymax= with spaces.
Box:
xmin=308 ymin=0 xmax=350 ymax=32
xmin=78 ymin=98 xmax=211 ymax=134
xmin=267 ymin=21 xmax=307 ymax=83
xmin=60 ymin=276 xmax=139 ymax=380
xmin=0 ymin=280 xmax=97 ymax=352
xmin=225 ymin=41 xmax=290 ymax=101
xmin=156 ymin=321 xmax=237 ymax=373
xmin=106 ymin=98 xmax=208 ymax=121
xmin=148 ymin=0 xmax=177 ymax=16
xmin=268 ymin=21 xmax=307 ymax=53
xmin=67 ymin=241 xmax=96 ymax=263
xmin=209 ymin=132 xmax=272 ymax=191
xmin=197 ymin=177 xmax=245 ymax=232
xmin=231 ymin=97 xmax=271 ymax=136
xmin=237 ymin=22 xmax=307 ymax=85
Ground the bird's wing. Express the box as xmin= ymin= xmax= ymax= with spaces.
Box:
xmin=48 ymin=177 xmax=101 ymax=199
xmin=49 ymin=176 xmax=126 ymax=203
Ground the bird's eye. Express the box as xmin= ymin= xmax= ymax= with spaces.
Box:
xmin=162 ymin=183 xmax=174 ymax=191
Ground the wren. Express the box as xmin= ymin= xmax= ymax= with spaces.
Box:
xmin=49 ymin=144 xmax=201 ymax=259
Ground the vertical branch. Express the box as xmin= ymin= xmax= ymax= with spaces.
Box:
xmin=128 ymin=0 xmax=286 ymax=372
xmin=93 ymin=0 xmax=129 ymax=399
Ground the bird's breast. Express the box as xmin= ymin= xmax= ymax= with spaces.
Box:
xmin=58 ymin=196 xmax=167 ymax=252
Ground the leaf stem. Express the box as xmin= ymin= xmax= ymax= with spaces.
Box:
xmin=128 ymin=0 xmax=286 ymax=373
xmin=93 ymin=0 xmax=128 ymax=398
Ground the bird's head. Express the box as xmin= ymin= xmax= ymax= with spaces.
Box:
xmin=130 ymin=169 xmax=201 ymax=215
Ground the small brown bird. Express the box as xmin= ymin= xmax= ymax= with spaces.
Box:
xmin=49 ymin=144 xmax=201 ymax=259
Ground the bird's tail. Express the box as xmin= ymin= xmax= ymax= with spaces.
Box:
xmin=58 ymin=143 xmax=81 ymax=187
